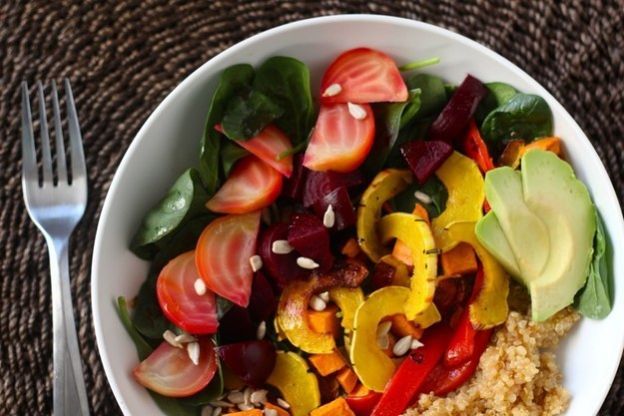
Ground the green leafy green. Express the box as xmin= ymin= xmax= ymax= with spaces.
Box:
xmin=221 ymin=89 xmax=284 ymax=140
xmin=364 ymin=90 xmax=421 ymax=174
xmin=132 ymin=272 xmax=173 ymax=341
xmin=116 ymin=297 xmax=153 ymax=360
xmin=392 ymin=176 xmax=448 ymax=218
xmin=481 ymin=93 xmax=553 ymax=143
xmin=399 ymin=57 xmax=440 ymax=72
xmin=406 ymin=74 xmax=447 ymax=118
xmin=216 ymin=296 xmax=234 ymax=319
xmin=220 ymin=141 xmax=249 ymax=177
xmin=199 ymin=64 xmax=255 ymax=193
xmin=116 ymin=298 xmax=199 ymax=416
xmin=576 ymin=211 xmax=613 ymax=319
xmin=384 ymin=119 xmax=432 ymax=169
xmin=151 ymin=215 xmax=215 ymax=271
xmin=254 ymin=56 xmax=315 ymax=145
xmin=130 ymin=169 xmax=209 ymax=260
xmin=475 ymin=82 xmax=518 ymax=123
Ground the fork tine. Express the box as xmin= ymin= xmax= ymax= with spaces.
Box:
xmin=51 ymin=81 xmax=68 ymax=184
xmin=21 ymin=82 xmax=37 ymax=183
xmin=64 ymin=79 xmax=86 ymax=181
xmin=38 ymin=82 xmax=54 ymax=184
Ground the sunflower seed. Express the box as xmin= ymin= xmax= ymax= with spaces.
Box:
xmin=227 ymin=391 xmax=245 ymax=404
xmin=272 ymin=240 xmax=294 ymax=254
xmin=238 ymin=403 xmax=254 ymax=411
xmin=256 ymin=321 xmax=267 ymax=340
xmin=318 ymin=291 xmax=330 ymax=302
xmin=376 ymin=321 xmax=392 ymax=338
xmin=393 ymin=335 xmax=413 ymax=357
xmin=250 ymin=389 xmax=268 ymax=404
xmin=414 ymin=190 xmax=433 ymax=205
xmin=348 ymin=102 xmax=367 ymax=120
xmin=187 ymin=342 xmax=200 ymax=365
xmin=377 ymin=334 xmax=390 ymax=349
xmin=163 ymin=330 xmax=182 ymax=348
xmin=249 ymin=255 xmax=263 ymax=272
xmin=277 ymin=398 xmax=291 ymax=409
xmin=309 ymin=295 xmax=327 ymax=311
xmin=296 ymin=256 xmax=319 ymax=270
xmin=194 ymin=278 xmax=207 ymax=296
xmin=323 ymin=204 xmax=335 ymax=228
xmin=174 ymin=332 xmax=197 ymax=344
xmin=263 ymin=409 xmax=278 ymax=416
xmin=322 ymin=83 xmax=342 ymax=97
xmin=411 ymin=339 xmax=424 ymax=350
xmin=200 ymin=405 xmax=213 ymax=416
xmin=212 ymin=408 xmax=222 ymax=416
xmin=209 ymin=400 xmax=232 ymax=408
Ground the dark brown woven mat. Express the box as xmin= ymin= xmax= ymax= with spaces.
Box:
xmin=1 ymin=0 xmax=623 ymax=414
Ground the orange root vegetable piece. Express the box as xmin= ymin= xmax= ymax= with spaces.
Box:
xmin=390 ymin=314 xmax=424 ymax=339
xmin=352 ymin=384 xmax=370 ymax=396
xmin=308 ymin=305 xmax=341 ymax=337
xmin=310 ymin=397 xmax=355 ymax=416
xmin=224 ymin=410 xmax=263 ymax=416
xmin=499 ymin=139 xmax=525 ymax=168
xmin=308 ymin=350 xmax=347 ymax=376
xmin=382 ymin=333 xmax=397 ymax=358
xmin=341 ymin=238 xmax=361 ymax=258
xmin=391 ymin=204 xmax=430 ymax=266
xmin=264 ymin=403 xmax=290 ymax=416
xmin=336 ymin=367 xmax=359 ymax=394
xmin=523 ymin=137 xmax=561 ymax=156
xmin=440 ymin=242 xmax=478 ymax=276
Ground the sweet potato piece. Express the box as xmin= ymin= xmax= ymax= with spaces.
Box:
xmin=341 ymin=238 xmax=361 ymax=258
xmin=308 ymin=350 xmax=347 ymax=376
xmin=310 ymin=397 xmax=355 ymax=416
xmin=308 ymin=305 xmax=340 ymax=337
xmin=264 ymin=403 xmax=290 ymax=416
xmin=351 ymin=383 xmax=370 ymax=397
xmin=441 ymin=242 xmax=478 ymax=276
xmin=523 ymin=136 xmax=561 ymax=156
xmin=390 ymin=314 xmax=424 ymax=339
xmin=392 ymin=204 xmax=430 ymax=266
xmin=224 ymin=410 xmax=263 ymax=416
xmin=336 ymin=367 xmax=358 ymax=394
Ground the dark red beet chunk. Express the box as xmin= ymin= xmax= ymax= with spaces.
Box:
xmin=218 ymin=340 xmax=276 ymax=386
xmin=371 ymin=261 xmax=396 ymax=290
xmin=287 ymin=213 xmax=334 ymax=272
xmin=302 ymin=170 xmax=364 ymax=207
xmin=218 ymin=306 xmax=256 ymax=344
xmin=259 ymin=222 xmax=307 ymax=288
xmin=429 ymin=75 xmax=487 ymax=143
xmin=283 ymin=153 xmax=308 ymax=200
xmin=401 ymin=140 xmax=453 ymax=184
xmin=312 ymin=186 xmax=356 ymax=230
xmin=248 ymin=271 xmax=277 ymax=322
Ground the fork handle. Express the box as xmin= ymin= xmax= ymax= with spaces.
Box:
xmin=48 ymin=238 xmax=91 ymax=416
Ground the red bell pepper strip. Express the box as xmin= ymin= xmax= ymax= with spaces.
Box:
xmin=461 ymin=119 xmax=495 ymax=173
xmin=371 ymin=324 xmax=454 ymax=416
xmin=444 ymin=266 xmax=484 ymax=367
xmin=345 ymin=391 xmax=382 ymax=416
xmin=421 ymin=328 xmax=493 ymax=396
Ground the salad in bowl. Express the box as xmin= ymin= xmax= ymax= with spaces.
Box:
xmin=116 ymin=46 xmax=614 ymax=416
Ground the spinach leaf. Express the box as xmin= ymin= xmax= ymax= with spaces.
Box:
xmin=132 ymin=271 xmax=173 ymax=341
xmin=480 ymin=93 xmax=553 ymax=143
xmin=399 ymin=57 xmax=440 ymax=72
xmin=116 ymin=297 xmax=153 ymax=360
xmin=475 ymin=82 xmax=518 ymax=123
xmin=406 ymin=74 xmax=447 ymax=118
xmin=221 ymin=141 xmax=249 ymax=177
xmin=384 ymin=119 xmax=432 ymax=169
xmin=221 ymin=89 xmax=283 ymax=140
xmin=130 ymin=169 xmax=209 ymax=260
xmin=117 ymin=298 xmax=199 ymax=416
xmin=392 ymin=176 xmax=448 ymax=218
xmin=216 ymin=296 xmax=234 ymax=319
xmin=364 ymin=90 xmax=421 ymax=174
xmin=254 ymin=56 xmax=315 ymax=145
xmin=199 ymin=64 xmax=255 ymax=193
xmin=576 ymin=211 xmax=613 ymax=319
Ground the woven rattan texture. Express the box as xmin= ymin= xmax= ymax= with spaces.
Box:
xmin=1 ymin=1 xmax=623 ymax=414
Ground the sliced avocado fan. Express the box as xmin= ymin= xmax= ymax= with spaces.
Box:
xmin=476 ymin=149 xmax=596 ymax=321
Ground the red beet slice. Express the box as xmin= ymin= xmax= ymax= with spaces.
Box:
xmin=287 ymin=213 xmax=334 ymax=272
xmin=312 ymin=186 xmax=356 ymax=231
xmin=218 ymin=306 xmax=256 ymax=344
xmin=218 ymin=340 xmax=276 ymax=386
xmin=429 ymin=75 xmax=487 ymax=143
xmin=401 ymin=140 xmax=453 ymax=184
xmin=302 ymin=170 xmax=364 ymax=207
xmin=258 ymin=222 xmax=308 ymax=288
xmin=248 ymin=271 xmax=277 ymax=322
xmin=371 ymin=261 xmax=396 ymax=290
xmin=283 ymin=153 xmax=308 ymax=200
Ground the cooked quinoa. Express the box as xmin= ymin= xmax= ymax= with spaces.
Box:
xmin=406 ymin=307 xmax=580 ymax=416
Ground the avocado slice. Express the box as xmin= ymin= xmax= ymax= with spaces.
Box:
xmin=475 ymin=211 xmax=521 ymax=278
xmin=476 ymin=149 xmax=595 ymax=321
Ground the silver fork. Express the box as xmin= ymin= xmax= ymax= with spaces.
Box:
xmin=21 ymin=80 xmax=90 ymax=416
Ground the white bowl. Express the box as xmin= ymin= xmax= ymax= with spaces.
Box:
xmin=92 ymin=15 xmax=624 ymax=416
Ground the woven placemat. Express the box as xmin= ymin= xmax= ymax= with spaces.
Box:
xmin=1 ymin=1 xmax=622 ymax=414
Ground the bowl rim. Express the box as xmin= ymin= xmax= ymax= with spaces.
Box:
xmin=92 ymin=14 xmax=624 ymax=416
